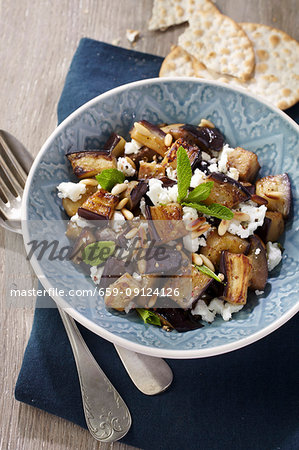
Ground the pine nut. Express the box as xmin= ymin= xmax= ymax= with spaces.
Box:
xmin=137 ymin=259 xmax=146 ymax=274
xmin=125 ymin=227 xmax=138 ymax=239
xmin=233 ymin=212 xmax=250 ymax=222
xmin=79 ymin=178 xmax=98 ymax=186
xmin=218 ymin=219 xmax=231 ymax=236
xmin=121 ymin=208 xmax=134 ymax=220
xmin=191 ymin=223 xmax=210 ymax=238
xmin=125 ymin=156 xmax=136 ymax=170
xmin=199 ymin=118 xmax=215 ymax=128
xmin=115 ymin=197 xmax=129 ymax=210
xmin=134 ymin=121 xmax=152 ymax=137
xmin=200 ymin=254 xmax=215 ymax=272
xmin=111 ymin=183 xmax=128 ymax=195
xmin=265 ymin=191 xmax=283 ymax=200
xmin=192 ymin=253 xmax=203 ymax=266
xmin=164 ymin=133 xmax=173 ymax=147
xmin=218 ymin=273 xmax=225 ymax=282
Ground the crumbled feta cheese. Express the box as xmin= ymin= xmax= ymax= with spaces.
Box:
xmin=70 ymin=213 xmax=93 ymax=228
xmin=117 ymin=157 xmax=136 ymax=176
xmin=192 ymin=298 xmax=243 ymax=323
xmin=228 ymin=201 xmax=267 ymax=238
xmin=132 ymin=272 xmax=142 ymax=281
xmin=255 ymin=290 xmax=264 ymax=295
xmin=183 ymin=234 xmax=200 ymax=252
xmin=126 ymin=29 xmax=140 ymax=43
xmin=166 ymin=167 xmax=177 ymax=180
xmin=90 ymin=265 xmax=104 ymax=285
xmin=111 ymin=211 xmax=126 ymax=232
xmin=57 ymin=182 xmax=86 ymax=202
xmin=140 ymin=197 xmax=146 ymax=217
xmin=190 ymin=169 xmax=206 ymax=188
xmin=207 ymin=144 xmax=239 ymax=180
xmin=124 ymin=139 xmax=142 ymax=155
xmin=198 ymin=237 xmax=207 ymax=247
xmin=146 ymin=178 xmax=178 ymax=205
xmin=266 ymin=242 xmax=282 ymax=271
xmin=192 ymin=300 xmax=216 ymax=323
xmin=255 ymin=248 xmax=261 ymax=255
xmin=182 ymin=206 xmax=198 ymax=224
xmin=201 ymin=151 xmax=211 ymax=161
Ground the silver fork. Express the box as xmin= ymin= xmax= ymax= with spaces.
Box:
xmin=0 ymin=129 xmax=173 ymax=397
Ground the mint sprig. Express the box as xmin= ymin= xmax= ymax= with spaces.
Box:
xmin=96 ymin=169 xmax=125 ymax=191
xmin=177 ymin=146 xmax=192 ymax=203
xmin=195 ymin=264 xmax=224 ymax=283
xmin=185 ymin=181 xmax=214 ymax=203
xmin=136 ymin=309 xmax=161 ymax=326
xmin=182 ymin=202 xmax=234 ymax=220
xmin=82 ymin=241 xmax=115 ymax=266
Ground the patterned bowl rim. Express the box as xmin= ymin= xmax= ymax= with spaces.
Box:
xmin=21 ymin=77 xmax=299 ymax=359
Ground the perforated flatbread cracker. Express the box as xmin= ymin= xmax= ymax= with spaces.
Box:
xmin=239 ymin=23 xmax=299 ymax=110
xmin=178 ymin=11 xmax=255 ymax=80
xmin=159 ymin=45 xmax=204 ymax=77
xmin=148 ymin=0 xmax=218 ymax=31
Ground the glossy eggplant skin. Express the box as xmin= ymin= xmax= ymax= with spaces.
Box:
xmin=130 ymin=146 xmax=157 ymax=168
xmin=144 ymin=247 xmax=183 ymax=275
xmin=100 ymin=257 xmax=133 ymax=290
xmin=103 ymin=132 xmax=126 ymax=158
xmin=181 ymin=124 xmax=224 ymax=152
xmin=155 ymin=308 xmax=203 ymax=332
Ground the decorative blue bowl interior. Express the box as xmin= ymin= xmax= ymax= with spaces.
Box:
xmin=23 ymin=78 xmax=299 ymax=358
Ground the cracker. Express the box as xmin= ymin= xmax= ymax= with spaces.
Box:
xmin=159 ymin=46 xmax=201 ymax=77
xmin=239 ymin=23 xmax=299 ymax=110
xmin=148 ymin=0 xmax=218 ymax=31
xmin=178 ymin=11 xmax=255 ymax=80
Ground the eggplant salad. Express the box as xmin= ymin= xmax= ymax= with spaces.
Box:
xmin=57 ymin=119 xmax=291 ymax=332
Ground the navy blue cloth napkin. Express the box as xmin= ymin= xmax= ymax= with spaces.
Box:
xmin=16 ymin=39 xmax=299 ymax=450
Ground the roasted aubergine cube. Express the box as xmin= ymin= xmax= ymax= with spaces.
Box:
xmin=227 ymin=147 xmax=260 ymax=182
xmin=256 ymin=211 xmax=285 ymax=243
xmin=70 ymin=228 xmax=96 ymax=264
xmin=201 ymin=228 xmax=250 ymax=268
xmin=149 ymin=203 xmax=186 ymax=242
xmin=203 ymin=172 xmax=251 ymax=208
xmin=62 ymin=184 xmax=98 ymax=217
xmin=220 ymin=251 xmax=252 ymax=305
xmin=67 ymin=151 xmax=116 ymax=178
xmin=104 ymin=273 xmax=140 ymax=310
xmin=191 ymin=265 xmax=214 ymax=303
xmin=247 ymin=235 xmax=268 ymax=291
xmin=120 ymin=180 xmax=148 ymax=210
xmin=103 ymin=132 xmax=126 ymax=158
xmin=129 ymin=146 xmax=158 ymax=168
xmin=130 ymin=120 xmax=167 ymax=156
xmin=161 ymin=124 xmax=224 ymax=153
xmin=256 ymin=173 xmax=291 ymax=218
xmin=138 ymin=161 xmax=165 ymax=180
xmin=78 ymin=188 xmax=119 ymax=220
xmin=161 ymin=138 xmax=201 ymax=169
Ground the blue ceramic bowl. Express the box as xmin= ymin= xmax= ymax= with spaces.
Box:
xmin=22 ymin=78 xmax=299 ymax=358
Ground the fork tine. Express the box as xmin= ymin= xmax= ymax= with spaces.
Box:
xmin=0 ymin=152 xmax=24 ymax=197
xmin=0 ymin=174 xmax=19 ymax=203
xmin=0 ymin=197 xmax=9 ymax=216
xmin=0 ymin=133 xmax=27 ymax=187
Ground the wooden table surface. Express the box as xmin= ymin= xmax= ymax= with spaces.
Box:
xmin=0 ymin=1 xmax=298 ymax=449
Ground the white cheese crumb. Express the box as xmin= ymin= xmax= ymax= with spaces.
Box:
xmin=166 ymin=167 xmax=177 ymax=180
xmin=57 ymin=182 xmax=86 ymax=202
xmin=228 ymin=167 xmax=239 ymax=180
xmin=266 ymin=242 xmax=282 ymax=271
xmin=126 ymin=29 xmax=140 ymax=43
xmin=124 ymin=139 xmax=142 ymax=155
xmin=182 ymin=206 xmax=198 ymax=224
xmin=190 ymin=169 xmax=206 ymax=188
xmin=183 ymin=234 xmax=200 ymax=253
xmin=90 ymin=265 xmax=104 ymax=285
xmin=140 ymin=197 xmax=146 ymax=217
xmin=192 ymin=298 xmax=243 ymax=323
xmin=132 ymin=272 xmax=142 ymax=281
xmin=255 ymin=290 xmax=264 ymax=295
xmin=201 ymin=151 xmax=211 ymax=161
xmin=228 ymin=202 xmax=267 ymax=238
xmin=125 ymin=301 xmax=135 ymax=313
xmin=255 ymin=248 xmax=261 ymax=255
xmin=111 ymin=211 xmax=126 ymax=232
xmin=146 ymin=178 xmax=178 ymax=205
xmin=208 ymin=144 xmax=239 ymax=180
xmin=117 ymin=157 xmax=136 ymax=176
xmin=70 ymin=213 xmax=93 ymax=228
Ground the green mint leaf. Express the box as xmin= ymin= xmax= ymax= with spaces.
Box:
xmin=182 ymin=202 xmax=234 ymax=220
xmin=82 ymin=241 xmax=115 ymax=266
xmin=96 ymin=169 xmax=125 ymax=191
xmin=177 ymin=146 xmax=192 ymax=203
xmin=195 ymin=264 xmax=224 ymax=283
xmin=136 ymin=309 xmax=161 ymax=326
xmin=185 ymin=181 xmax=214 ymax=203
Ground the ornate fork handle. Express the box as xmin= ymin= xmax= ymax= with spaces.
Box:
xmin=58 ymin=306 xmax=131 ymax=442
